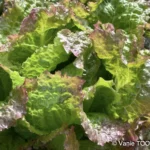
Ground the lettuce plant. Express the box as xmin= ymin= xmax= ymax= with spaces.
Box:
xmin=0 ymin=0 xmax=150 ymax=149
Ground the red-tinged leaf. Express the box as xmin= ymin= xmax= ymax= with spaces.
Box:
xmin=64 ymin=126 xmax=79 ymax=150
xmin=57 ymin=29 xmax=91 ymax=57
xmin=0 ymin=86 xmax=28 ymax=131
xmin=20 ymin=8 xmax=39 ymax=34
xmin=90 ymin=21 xmax=125 ymax=60
xmin=80 ymin=112 xmax=128 ymax=146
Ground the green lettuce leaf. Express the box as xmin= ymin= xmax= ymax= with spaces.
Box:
xmin=83 ymin=56 xmax=150 ymax=123
xmin=90 ymin=23 xmax=150 ymax=122
xmin=58 ymin=29 xmax=100 ymax=86
xmin=0 ymin=128 xmax=25 ymax=150
xmin=46 ymin=132 xmax=66 ymax=150
xmin=7 ymin=3 xmax=71 ymax=67
xmin=97 ymin=0 xmax=150 ymax=31
xmin=0 ymin=0 xmax=149 ymax=148
xmin=22 ymin=72 xmax=84 ymax=135
xmin=20 ymin=3 xmax=70 ymax=35
xmin=21 ymin=37 xmax=69 ymax=78
xmin=0 ymin=65 xmax=12 ymax=101
xmin=61 ymin=63 xmax=83 ymax=77
xmin=106 ymin=58 xmax=150 ymax=122
xmin=0 ymin=2 xmax=23 ymax=45
xmin=90 ymin=22 xmax=145 ymax=67
xmin=90 ymin=22 xmax=124 ymax=60
xmin=7 ymin=33 xmax=38 ymax=66
xmin=0 ymin=0 xmax=52 ymax=45
xmin=0 ymin=65 xmax=24 ymax=89
xmin=18 ymin=123 xmax=67 ymax=149
xmin=87 ymin=0 xmax=103 ymax=12
xmin=65 ymin=0 xmax=102 ymax=30
xmin=0 ymin=50 xmax=21 ymax=70
xmin=71 ymin=2 xmax=89 ymax=19
xmin=80 ymin=47 xmax=101 ymax=87
xmin=120 ymin=26 xmax=145 ymax=65
xmin=83 ymin=77 xmax=119 ymax=113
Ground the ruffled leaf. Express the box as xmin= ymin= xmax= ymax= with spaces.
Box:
xmin=21 ymin=37 xmax=69 ymax=78
xmin=107 ymin=58 xmax=150 ymax=122
xmin=0 ymin=2 xmax=24 ymax=45
xmin=90 ymin=22 xmax=124 ymax=60
xmin=71 ymin=2 xmax=89 ymax=19
xmin=57 ymin=29 xmax=91 ymax=57
xmin=87 ymin=0 xmax=103 ymax=12
xmin=19 ymin=8 xmax=39 ymax=34
xmin=0 ymin=0 xmax=51 ymax=45
xmin=8 ymin=3 xmax=71 ymax=66
xmin=23 ymin=72 xmax=84 ymax=135
xmin=20 ymin=3 xmax=70 ymax=35
xmin=0 ymin=86 xmax=28 ymax=131
xmin=97 ymin=0 xmax=150 ymax=31
xmin=80 ymin=112 xmax=127 ymax=146
xmin=58 ymin=29 xmax=100 ymax=86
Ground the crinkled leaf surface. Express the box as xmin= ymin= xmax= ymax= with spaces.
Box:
xmin=106 ymin=58 xmax=150 ymax=122
xmin=19 ymin=2 xmax=70 ymax=36
xmin=97 ymin=0 xmax=150 ymax=31
xmin=21 ymin=37 xmax=69 ymax=78
xmin=58 ymin=29 xmax=100 ymax=86
xmin=90 ymin=22 xmax=124 ymax=60
xmin=0 ymin=0 xmax=149 ymax=149
xmin=57 ymin=29 xmax=91 ymax=57
xmin=90 ymin=22 xmax=145 ymax=66
xmin=71 ymin=2 xmax=89 ymax=19
xmin=87 ymin=0 xmax=103 ymax=12
xmin=0 ymin=0 xmax=52 ymax=45
xmin=0 ymin=3 xmax=23 ymax=45
xmin=80 ymin=112 xmax=126 ymax=146
xmin=24 ymin=72 xmax=84 ymax=135
xmin=88 ymin=21 xmax=150 ymax=122
xmin=8 ymin=3 xmax=71 ymax=66
xmin=0 ymin=86 xmax=28 ymax=131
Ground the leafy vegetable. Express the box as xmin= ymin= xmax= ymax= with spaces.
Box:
xmin=80 ymin=112 xmax=127 ymax=146
xmin=21 ymin=37 xmax=69 ymax=78
xmin=0 ymin=86 xmax=27 ymax=131
xmin=64 ymin=126 xmax=79 ymax=150
xmin=0 ymin=0 xmax=150 ymax=149
xmin=97 ymin=0 xmax=150 ymax=31
xmin=23 ymin=72 xmax=84 ymax=135
xmin=0 ymin=128 xmax=25 ymax=150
